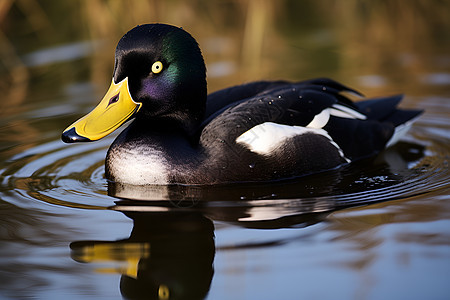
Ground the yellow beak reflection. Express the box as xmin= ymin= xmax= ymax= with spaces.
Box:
xmin=71 ymin=242 xmax=150 ymax=279
xmin=62 ymin=77 xmax=141 ymax=143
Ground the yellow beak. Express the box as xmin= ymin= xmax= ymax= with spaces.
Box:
xmin=62 ymin=77 xmax=141 ymax=142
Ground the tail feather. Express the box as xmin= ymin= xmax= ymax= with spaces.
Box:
xmin=356 ymin=95 xmax=423 ymax=148
xmin=386 ymin=115 xmax=422 ymax=147
xmin=383 ymin=109 xmax=423 ymax=127
xmin=356 ymin=95 xmax=403 ymax=120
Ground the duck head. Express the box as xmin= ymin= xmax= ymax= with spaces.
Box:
xmin=62 ymin=24 xmax=207 ymax=143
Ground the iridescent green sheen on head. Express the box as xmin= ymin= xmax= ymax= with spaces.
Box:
xmin=111 ymin=24 xmax=207 ymax=134
xmin=160 ymin=26 xmax=206 ymax=87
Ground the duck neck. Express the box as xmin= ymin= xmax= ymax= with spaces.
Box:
xmin=137 ymin=78 xmax=207 ymax=138
xmin=174 ymin=76 xmax=208 ymax=137
xmin=130 ymin=117 xmax=200 ymax=150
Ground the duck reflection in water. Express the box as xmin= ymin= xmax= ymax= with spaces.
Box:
xmin=71 ymin=212 xmax=215 ymax=300
xmin=70 ymin=140 xmax=425 ymax=299
xmin=70 ymin=208 xmax=333 ymax=300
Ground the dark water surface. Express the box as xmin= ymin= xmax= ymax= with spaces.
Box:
xmin=1 ymin=2 xmax=449 ymax=299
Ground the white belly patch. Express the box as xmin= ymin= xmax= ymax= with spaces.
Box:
xmin=108 ymin=145 xmax=169 ymax=185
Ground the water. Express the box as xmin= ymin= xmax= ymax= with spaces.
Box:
xmin=1 ymin=2 xmax=450 ymax=299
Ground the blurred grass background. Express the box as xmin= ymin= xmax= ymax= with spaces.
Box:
xmin=0 ymin=0 xmax=449 ymax=112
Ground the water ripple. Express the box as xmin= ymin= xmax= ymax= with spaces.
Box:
xmin=1 ymin=121 xmax=448 ymax=228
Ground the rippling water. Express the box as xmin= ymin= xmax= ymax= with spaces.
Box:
xmin=1 ymin=2 xmax=450 ymax=299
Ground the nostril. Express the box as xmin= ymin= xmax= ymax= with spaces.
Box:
xmin=108 ymin=93 xmax=120 ymax=106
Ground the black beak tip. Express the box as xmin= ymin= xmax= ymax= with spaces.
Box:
xmin=61 ymin=127 xmax=91 ymax=143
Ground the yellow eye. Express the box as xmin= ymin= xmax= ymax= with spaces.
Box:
xmin=151 ymin=61 xmax=163 ymax=74
xmin=158 ymin=285 xmax=169 ymax=299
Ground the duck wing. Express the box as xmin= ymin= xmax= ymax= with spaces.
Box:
xmin=205 ymin=80 xmax=290 ymax=118
xmin=201 ymin=79 xmax=421 ymax=164
xmin=202 ymin=78 xmax=360 ymax=128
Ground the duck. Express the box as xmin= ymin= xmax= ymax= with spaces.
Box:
xmin=62 ymin=23 xmax=422 ymax=185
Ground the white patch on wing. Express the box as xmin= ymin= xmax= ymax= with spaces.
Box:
xmin=236 ymin=122 xmax=350 ymax=162
xmin=306 ymin=105 xmax=367 ymax=129
xmin=306 ymin=109 xmax=330 ymax=129
xmin=330 ymin=104 xmax=367 ymax=120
